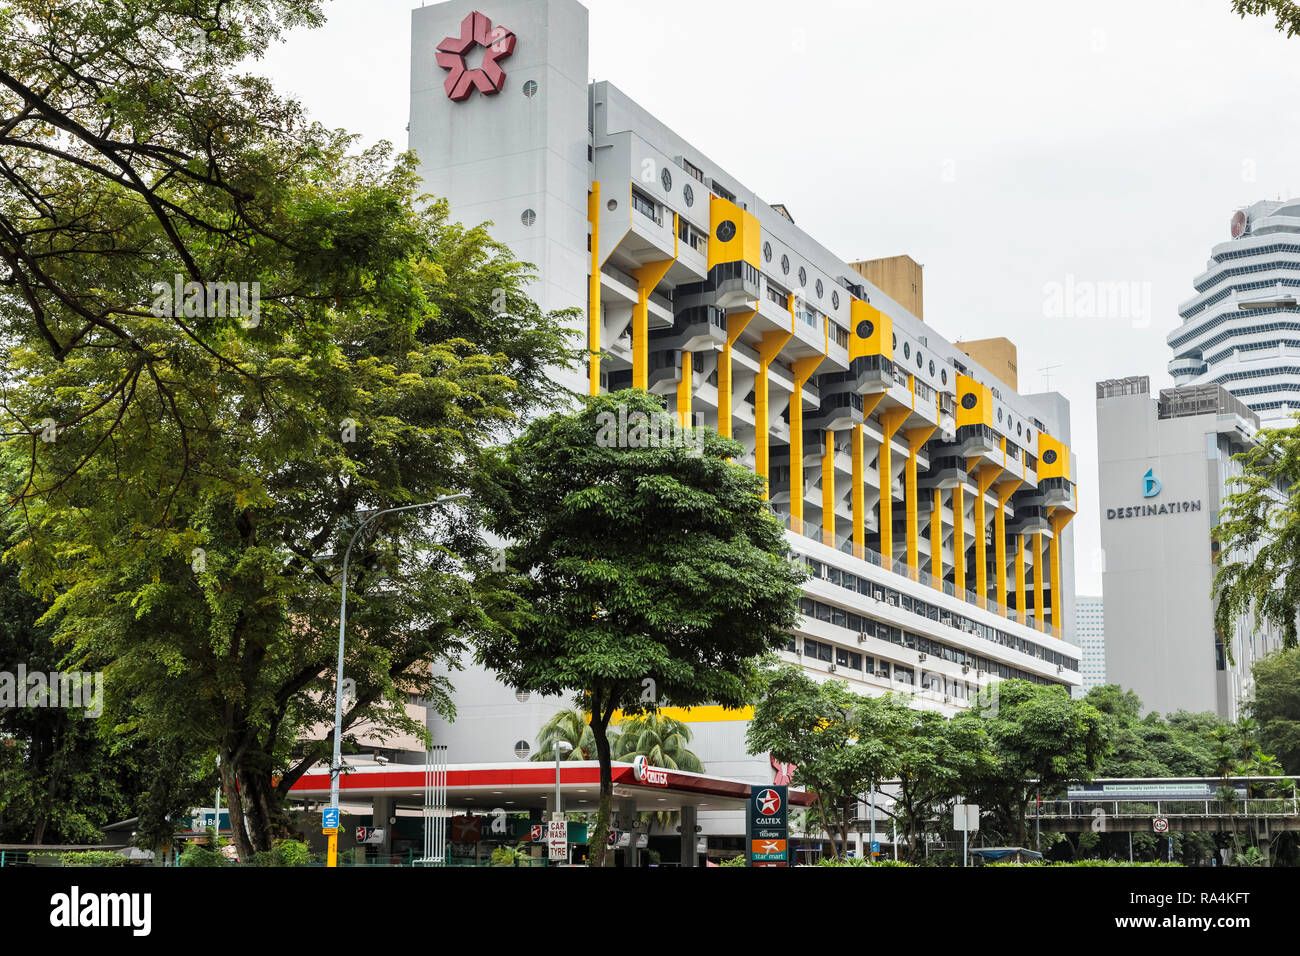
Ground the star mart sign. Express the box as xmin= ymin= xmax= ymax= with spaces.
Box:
xmin=436 ymin=11 xmax=516 ymax=101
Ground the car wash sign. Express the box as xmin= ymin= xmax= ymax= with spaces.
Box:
xmin=746 ymin=785 xmax=789 ymax=867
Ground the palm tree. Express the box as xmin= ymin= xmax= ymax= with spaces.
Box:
xmin=531 ymin=708 xmax=606 ymax=762
xmin=612 ymin=714 xmax=704 ymax=830
xmin=612 ymin=713 xmax=705 ymax=772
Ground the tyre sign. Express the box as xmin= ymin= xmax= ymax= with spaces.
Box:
xmin=1153 ymin=816 xmax=1169 ymax=833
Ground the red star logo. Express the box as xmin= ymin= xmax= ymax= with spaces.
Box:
xmin=436 ymin=11 xmax=516 ymax=102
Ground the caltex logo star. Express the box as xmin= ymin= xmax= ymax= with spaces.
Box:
xmin=436 ymin=11 xmax=516 ymax=101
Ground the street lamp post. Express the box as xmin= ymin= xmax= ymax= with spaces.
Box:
xmin=328 ymin=493 xmax=468 ymax=867
xmin=553 ymin=740 xmax=573 ymax=816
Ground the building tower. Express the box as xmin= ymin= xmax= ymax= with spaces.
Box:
xmin=1169 ymin=198 xmax=1300 ymax=425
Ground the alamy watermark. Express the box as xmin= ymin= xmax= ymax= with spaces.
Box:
xmin=594 ymin=403 xmax=704 ymax=456
xmin=1042 ymin=274 xmax=1151 ymax=328
xmin=150 ymin=274 xmax=261 ymax=328
xmin=0 ymin=665 xmax=103 ymax=718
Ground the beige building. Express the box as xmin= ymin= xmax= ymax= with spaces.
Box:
xmin=850 ymin=254 xmax=924 ymax=322
xmin=956 ymin=337 xmax=1018 ymax=392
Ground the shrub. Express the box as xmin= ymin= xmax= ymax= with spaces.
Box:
xmin=251 ymin=839 xmax=314 ymax=867
xmin=813 ymin=856 xmax=914 ymax=867
xmin=178 ymin=844 xmax=226 ymax=867
xmin=58 ymin=850 xmax=130 ymax=867
xmin=717 ymin=855 xmax=747 ymax=867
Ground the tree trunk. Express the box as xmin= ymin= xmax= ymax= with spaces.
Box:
xmin=220 ymin=754 xmax=254 ymax=862
xmin=587 ymin=690 xmax=614 ymax=867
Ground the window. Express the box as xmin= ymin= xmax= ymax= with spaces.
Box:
xmin=798 ymin=266 xmax=807 ymax=287
xmin=631 ymin=189 xmax=660 ymax=224
xmin=763 ymin=241 xmax=772 ymax=263
xmin=683 ymin=183 xmax=694 ymax=207
xmin=836 ymin=647 xmax=863 ymax=670
xmin=661 ymin=167 xmax=672 ymax=191
xmin=781 ymin=254 xmax=790 ymax=275
xmin=805 ymin=638 xmax=833 ymax=663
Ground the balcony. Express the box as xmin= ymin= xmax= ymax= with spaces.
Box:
xmin=651 ymin=304 xmax=726 ymax=353
xmin=850 ymin=354 xmax=895 ymax=394
xmin=1009 ymin=502 xmax=1050 ymax=535
xmin=806 ymin=383 xmax=865 ymax=432
xmin=1038 ymin=476 xmax=1074 ymax=508
xmin=955 ymin=423 xmax=1000 ymax=461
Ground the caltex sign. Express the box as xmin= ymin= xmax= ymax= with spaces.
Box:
xmin=746 ymin=784 xmax=789 ymax=866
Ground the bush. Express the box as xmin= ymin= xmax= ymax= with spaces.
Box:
xmin=178 ymin=844 xmax=226 ymax=867
xmin=813 ymin=856 xmax=914 ymax=867
xmin=717 ymin=855 xmax=747 ymax=867
xmin=58 ymin=850 xmax=130 ymax=867
xmin=250 ymin=840 xmax=314 ymax=867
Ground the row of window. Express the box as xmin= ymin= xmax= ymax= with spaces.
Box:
xmin=798 ymin=598 xmax=1064 ymax=687
xmin=795 ymin=556 xmax=1080 ymax=671
xmin=1194 ymin=259 xmax=1300 ymax=295
xmin=1177 ymin=277 xmax=1300 ymax=325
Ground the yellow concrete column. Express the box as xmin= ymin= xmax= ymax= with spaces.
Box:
xmin=821 ymin=431 xmax=836 ymax=547
xmin=754 ymin=329 xmax=792 ymax=500
xmin=878 ymin=407 xmax=911 ymax=572
xmin=953 ymin=484 xmax=966 ymax=595
xmin=788 ymin=355 xmax=825 ymax=530
xmin=587 ymin=182 xmax=602 ymax=396
xmin=972 ymin=466 xmax=1001 ymax=610
xmin=851 ymin=425 xmax=865 ymax=560
xmin=676 ymin=351 xmax=692 ymax=427
xmin=904 ymin=426 xmax=937 ymax=581
xmin=1015 ymin=532 xmax=1028 ymax=624
xmin=631 ymin=256 xmax=674 ymax=390
xmin=930 ymin=487 xmax=943 ymax=589
xmin=1032 ymin=531 xmax=1045 ymax=632
xmin=1048 ymin=509 xmax=1074 ymax=638
xmin=717 ymin=310 xmax=755 ymax=439
xmin=993 ymin=480 xmax=1022 ymax=615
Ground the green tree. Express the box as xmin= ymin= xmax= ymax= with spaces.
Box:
xmin=965 ymin=680 xmax=1109 ymax=846
xmin=476 ymin=389 xmax=804 ymax=866
xmin=1211 ymin=427 xmax=1300 ymax=654
xmin=531 ymin=708 xmax=601 ymax=762
xmin=888 ymin=707 xmax=993 ymax=862
xmin=612 ymin=712 xmax=704 ymax=772
xmin=1232 ymin=0 xmax=1300 ymax=38
xmin=745 ymin=663 xmax=906 ymax=858
xmin=1251 ymin=648 xmax=1300 ymax=773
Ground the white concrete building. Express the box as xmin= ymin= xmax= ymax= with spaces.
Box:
xmin=1096 ymin=376 xmax=1285 ymax=720
xmin=1071 ymin=594 xmax=1105 ymax=696
xmin=1169 ymin=198 xmax=1300 ymax=426
xmin=391 ymin=0 xmax=1083 ymax=852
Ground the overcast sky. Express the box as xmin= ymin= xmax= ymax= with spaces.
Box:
xmin=256 ymin=0 xmax=1300 ymax=597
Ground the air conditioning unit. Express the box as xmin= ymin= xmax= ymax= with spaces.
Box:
xmin=887 ymin=596 xmax=898 ymax=607
xmin=1056 ymin=664 xmax=1064 ymax=674
xmin=857 ymin=631 xmax=870 ymax=644
xmin=828 ymin=663 xmax=838 ymax=673
xmin=941 ymin=615 xmax=953 ymax=626
xmin=820 ymin=568 xmax=831 ymax=580
xmin=961 ymin=665 xmax=970 ymax=674
xmin=917 ymin=653 xmax=927 ymax=662
xmin=943 ymin=695 xmax=951 ymax=704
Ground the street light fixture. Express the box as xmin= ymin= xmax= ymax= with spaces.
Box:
xmin=327 ymin=493 xmax=469 ymax=867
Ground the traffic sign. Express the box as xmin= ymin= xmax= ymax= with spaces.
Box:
xmin=870 ymin=840 xmax=881 ymax=856
xmin=322 ymin=807 xmax=339 ymax=830
xmin=1153 ymin=816 xmax=1169 ymax=833
xmin=547 ymin=819 xmax=568 ymax=862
